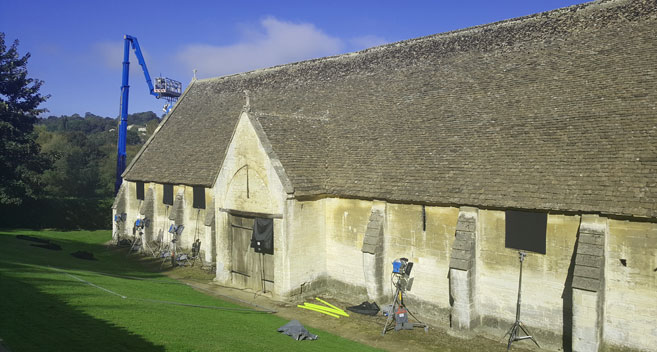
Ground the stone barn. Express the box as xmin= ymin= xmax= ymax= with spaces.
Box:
xmin=113 ymin=0 xmax=657 ymax=351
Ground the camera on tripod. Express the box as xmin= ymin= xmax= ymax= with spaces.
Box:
xmin=391 ymin=258 xmax=414 ymax=292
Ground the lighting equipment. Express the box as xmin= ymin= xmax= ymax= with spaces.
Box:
xmin=129 ymin=217 xmax=155 ymax=256
xmin=382 ymin=257 xmax=427 ymax=335
xmin=502 ymin=211 xmax=546 ymax=351
xmin=112 ymin=213 xmax=127 ymax=246
xmin=169 ymin=224 xmax=184 ymax=237
xmin=503 ymin=251 xmax=540 ymax=350
xmin=114 ymin=213 xmax=127 ymax=223
xmin=161 ymin=224 xmax=184 ymax=268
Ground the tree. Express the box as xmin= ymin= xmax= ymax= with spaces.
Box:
xmin=0 ymin=33 xmax=51 ymax=204
xmin=40 ymin=131 xmax=104 ymax=198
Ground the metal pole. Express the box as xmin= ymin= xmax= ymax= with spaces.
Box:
xmin=115 ymin=36 xmax=130 ymax=194
xmin=516 ymin=251 xmax=525 ymax=322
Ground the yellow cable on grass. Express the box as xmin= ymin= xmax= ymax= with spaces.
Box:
xmin=305 ymin=302 xmax=349 ymax=317
xmin=315 ymin=298 xmax=349 ymax=317
xmin=297 ymin=304 xmax=340 ymax=318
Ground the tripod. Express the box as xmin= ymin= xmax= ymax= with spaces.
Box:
xmin=112 ymin=213 xmax=127 ymax=247
xmin=381 ymin=274 xmax=427 ymax=335
xmin=128 ymin=228 xmax=155 ymax=256
xmin=160 ymin=234 xmax=178 ymax=268
xmin=503 ymin=251 xmax=540 ymax=350
xmin=160 ymin=224 xmax=184 ymax=268
xmin=111 ymin=221 xmax=122 ymax=247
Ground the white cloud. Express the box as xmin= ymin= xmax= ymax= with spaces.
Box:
xmin=92 ymin=40 xmax=153 ymax=76
xmin=177 ymin=16 xmax=344 ymax=78
xmin=349 ymin=35 xmax=388 ymax=50
xmin=93 ymin=41 xmax=123 ymax=70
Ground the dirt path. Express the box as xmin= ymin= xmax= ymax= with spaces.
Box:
xmin=162 ymin=264 xmax=540 ymax=352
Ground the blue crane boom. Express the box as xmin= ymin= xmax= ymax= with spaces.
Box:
xmin=115 ymin=35 xmax=181 ymax=194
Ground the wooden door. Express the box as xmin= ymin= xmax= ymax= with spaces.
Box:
xmin=229 ymin=215 xmax=274 ymax=292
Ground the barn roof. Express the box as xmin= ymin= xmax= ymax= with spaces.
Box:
xmin=124 ymin=0 xmax=657 ymax=219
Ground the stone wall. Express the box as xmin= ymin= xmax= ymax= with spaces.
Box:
xmin=284 ymin=199 xmax=327 ymax=297
xmin=384 ymin=203 xmax=458 ymax=321
xmin=604 ymin=219 xmax=657 ymax=351
xmin=476 ymin=210 xmax=580 ymax=347
xmin=116 ymin=181 xmax=210 ymax=259
xmin=324 ymin=197 xmax=372 ymax=300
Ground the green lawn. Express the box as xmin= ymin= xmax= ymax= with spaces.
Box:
xmin=0 ymin=229 xmax=379 ymax=351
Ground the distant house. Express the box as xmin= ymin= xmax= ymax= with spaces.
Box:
xmin=113 ymin=1 xmax=657 ymax=351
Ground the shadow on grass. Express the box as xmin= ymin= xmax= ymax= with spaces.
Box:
xmin=0 ymin=230 xmax=167 ymax=351
xmin=0 ymin=230 xmax=381 ymax=352
xmin=0 ymin=268 xmax=164 ymax=352
xmin=0 ymin=229 xmax=167 ymax=279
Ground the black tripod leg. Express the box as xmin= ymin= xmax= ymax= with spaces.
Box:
xmin=382 ymin=286 xmax=401 ymax=335
xmin=506 ymin=323 xmax=518 ymax=351
xmin=128 ymin=238 xmax=138 ymax=255
xmin=160 ymin=254 xmax=167 ymax=269
xmin=502 ymin=322 xmax=513 ymax=340
xmin=519 ymin=322 xmax=540 ymax=348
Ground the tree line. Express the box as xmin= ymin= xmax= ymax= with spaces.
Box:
xmin=37 ymin=111 xmax=159 ymax=198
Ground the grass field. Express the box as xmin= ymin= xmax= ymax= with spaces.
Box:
xmin=0 ymin=229 xmax=380 ymax=351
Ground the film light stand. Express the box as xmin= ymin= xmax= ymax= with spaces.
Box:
xmin=111 ymin=213 xmax=126 ymax=247
xmin=128 ymin=220 xmax=141 ymax=255
xmin=503 ymin=251 xmax=540 ymax=350
xmin=382 ymin=259 xmax=428 ymax=335
xmin=160 ymin=224 xmax=184 ymax=269
xmin=129 ymin=218 xmax=154 ymax=256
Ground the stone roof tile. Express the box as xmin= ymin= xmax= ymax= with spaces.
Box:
xmin=124 ymin=0 xmax=657 ymax=219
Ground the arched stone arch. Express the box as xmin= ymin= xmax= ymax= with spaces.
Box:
xmin=225 ymin=164 xmax=274 ymax=214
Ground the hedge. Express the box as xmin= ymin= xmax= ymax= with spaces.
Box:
xmin=0 ymin=198 xmax=113 ymax=230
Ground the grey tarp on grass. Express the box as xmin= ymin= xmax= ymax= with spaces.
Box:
xmin=277 ymin=320 xmax=318 ymax=341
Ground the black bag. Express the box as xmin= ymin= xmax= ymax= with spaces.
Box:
xmin=346 ymin=301 xmax=380 ymax=316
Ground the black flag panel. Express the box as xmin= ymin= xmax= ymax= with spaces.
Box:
xmin=505 ymin=210 xmax=547 ymax=254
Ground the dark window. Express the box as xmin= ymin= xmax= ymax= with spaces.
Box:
xmin=505 ymin=210 xmax=547 ymax=254
xmin=422 ymin=205 xmax=426 ymax=232
xmin=163 ymin=184 xmax=173 ymax=205
xmin=136 ymin=181 xmax=144 ymax=200
xmin=193 ymin=186 xmax=205 ymax=209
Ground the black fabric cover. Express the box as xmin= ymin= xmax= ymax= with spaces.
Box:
xmin=277 ymin=320 xmax=317 ymax=341
xmin=192 ymin=186 xmax=205 ymax=209
xmin=347 ymin=301 xmax=380 ymax=316
xmin=136 ymin=181 xmax=144 ymax=200
xmin=251 ymin=218 xmax=273 ymax=254
xmin=505 ymin=210 xmax=547 ymax=254
xmin=163 ymin=184 xmax=173 ymax=205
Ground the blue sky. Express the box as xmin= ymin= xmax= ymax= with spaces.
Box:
xmin=2 ymin=0 xmax=589 ymax=118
